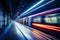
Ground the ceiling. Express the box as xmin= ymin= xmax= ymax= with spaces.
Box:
xmin=0 ymin=0 xmax=60 ymax=19
xmin=0 ymin=0 xmax=37 ymax=18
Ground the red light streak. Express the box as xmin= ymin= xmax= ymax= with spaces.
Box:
xmin=32 ymin=23 xmax=60 ymax=32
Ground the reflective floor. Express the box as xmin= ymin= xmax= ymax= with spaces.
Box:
xmin=0 ymin=21 xmax=59 ymax=40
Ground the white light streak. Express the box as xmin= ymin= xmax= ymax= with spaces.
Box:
xmin=16 ymin=0 xmax=44 ymax=19
xmin=14 ymin=21 xmax=34 ymax=40
xmin=21 ymin=0 xmax=54 ymax=17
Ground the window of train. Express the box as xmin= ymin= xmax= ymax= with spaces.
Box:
xmin=33 ymin=16 xmax=42 ymax=22
xmin=50 ymin=17 xmax=57 ymax=23
xmin=45 ymin=13 xmax=60 ymax=24
xmin=44 ymin=17 xmax=52 ymax=23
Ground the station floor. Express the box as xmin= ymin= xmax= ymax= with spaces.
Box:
xmin=0 ymin=21 xmax=59 ymax=40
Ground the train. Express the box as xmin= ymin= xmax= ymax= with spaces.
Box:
xmin=16 ymin=8 xmax=60 ymax=39
xmin=18 ymin=8 xmax=60 ymax=27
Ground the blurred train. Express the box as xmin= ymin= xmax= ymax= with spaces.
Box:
xmin=17 ymin=8 xmax=60 ymax=38
xmin=18 ymin=8 xmax=60 ymax=27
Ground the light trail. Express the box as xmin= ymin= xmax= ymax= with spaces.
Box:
xmin=14 ymin=21 xmax=57 ymax=40
xmin=24 ymin=25 xmax=57 ymax=40
xmin=14 ymin=21 xmax=34 ymax=40
xmin=15 ymin=0 xmax=44 ymax=20
xmin=19 ymin=0 xmax=54 ymax=17
xmin=28 ymin=7 xmax=60 ymax=17
xmin=15 ymin=25 xmax=26 ymax=40
xmin=19 ymin=0 xmax=44 ymax=17
xmin=32 ymin=23 xmax=60 ymax=32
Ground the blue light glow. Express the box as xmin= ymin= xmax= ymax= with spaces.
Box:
xmin=21 ymin=0 xmax=54 ymax=17
xmin=17 ymin=0 xmax=44 ymax=18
